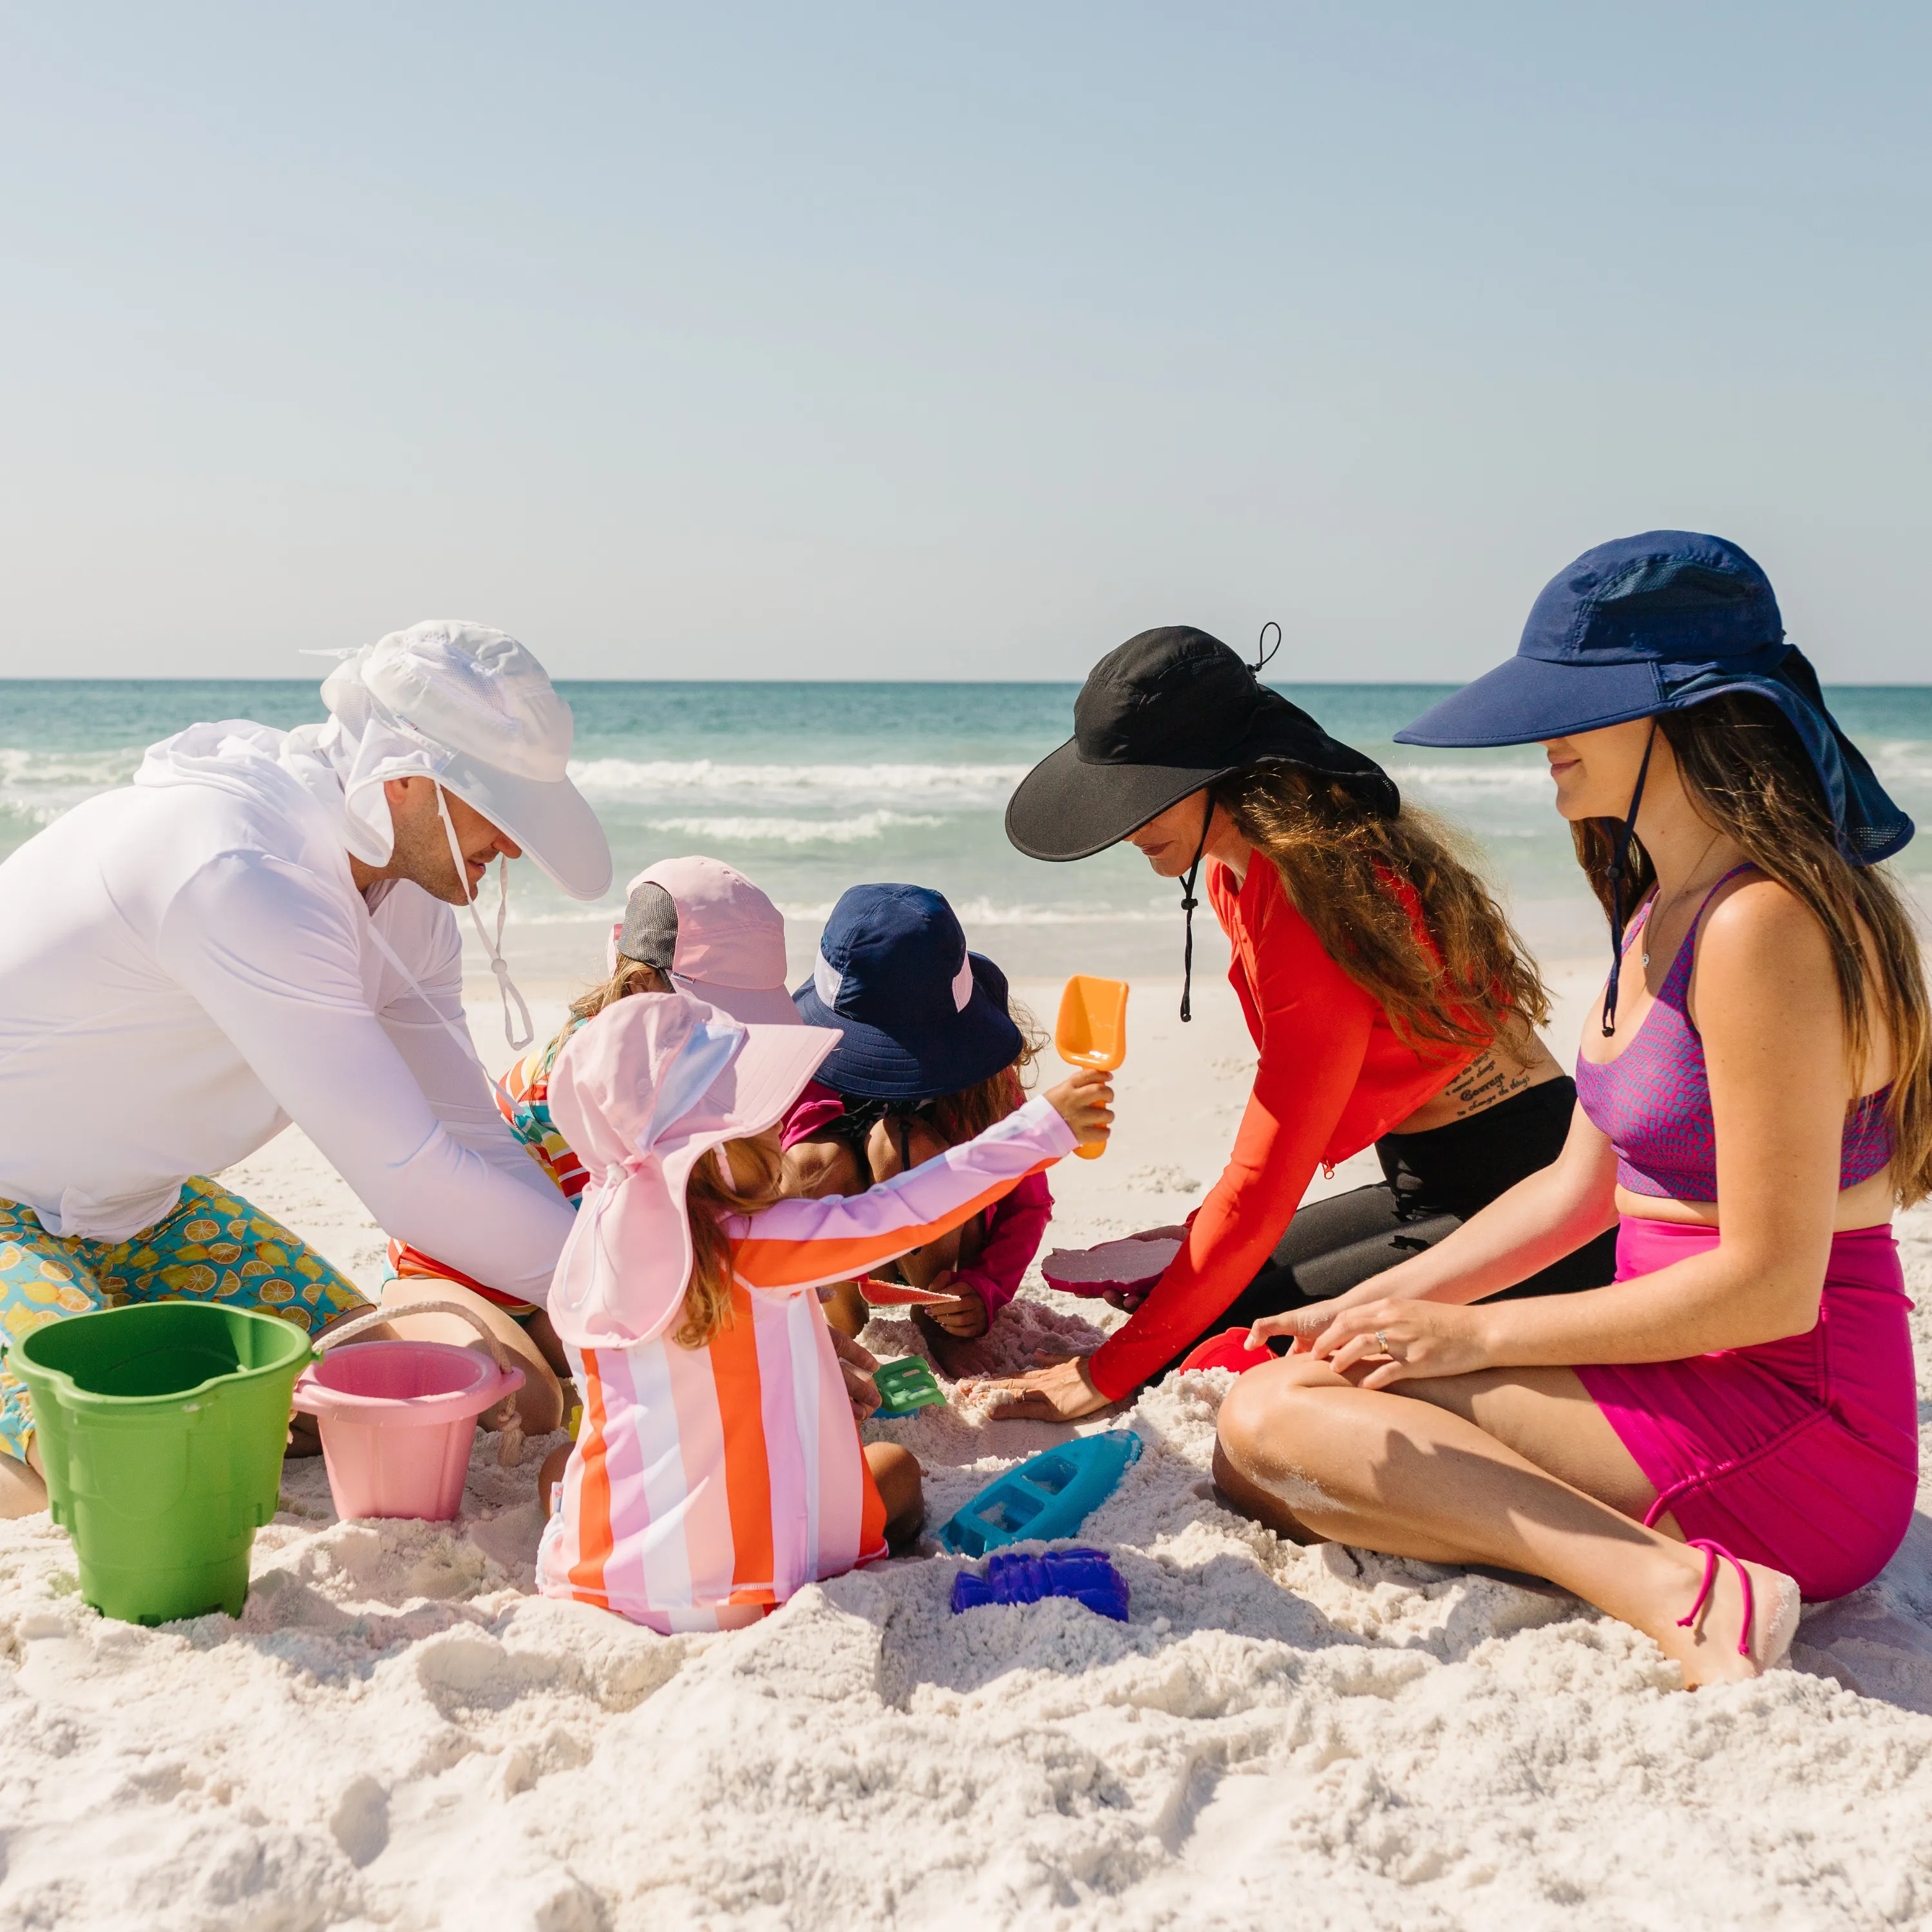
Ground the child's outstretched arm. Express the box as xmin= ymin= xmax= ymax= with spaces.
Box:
xmin=728 ymin=1074 xmax=1110 ymax=1295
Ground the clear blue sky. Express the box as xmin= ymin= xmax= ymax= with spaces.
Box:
xmin=3 ymin=3 xmax=1926 ymax=680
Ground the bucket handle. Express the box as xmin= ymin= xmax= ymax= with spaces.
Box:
xmin=316 ymin=1300 xmax=527 ymax=1468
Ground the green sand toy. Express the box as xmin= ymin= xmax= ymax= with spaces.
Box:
xmin=13 ymin=1302 xmax=314 ymax=1625
xmin=871 ymin=1356 xmax=945 ymax=1419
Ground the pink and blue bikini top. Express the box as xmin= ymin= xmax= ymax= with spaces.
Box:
xmin=1573 ymin=865 xmax=1894 ymax=1204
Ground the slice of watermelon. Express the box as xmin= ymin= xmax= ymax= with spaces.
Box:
xmin=1040 ymin=1236 xmax=1182 ymax=1300
xmin=857 ymin=1276 xmax=956 ymax=1306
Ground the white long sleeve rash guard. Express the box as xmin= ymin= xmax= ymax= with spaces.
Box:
xmin=0 ymin=721 xmax=575 ymax=1303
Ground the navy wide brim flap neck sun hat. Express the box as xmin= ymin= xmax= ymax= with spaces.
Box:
xmin=1397 ymin=529 xmax=1914 ymax=1033
xmin=792 ymin=884 xmax=1023 ymax=1101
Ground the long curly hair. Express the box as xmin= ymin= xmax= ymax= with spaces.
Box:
xmin=1210 ymin=764 xmax=1549 ymax=1053
xmin=1569 ymin=692 xmax=1931 ymax=1206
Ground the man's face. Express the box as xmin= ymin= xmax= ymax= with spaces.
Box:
xmin=381 ymin=777 xmax=523 ymax=905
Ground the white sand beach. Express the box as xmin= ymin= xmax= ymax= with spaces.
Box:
xmin=3 ymin=965 xmax=1930 ymax=1931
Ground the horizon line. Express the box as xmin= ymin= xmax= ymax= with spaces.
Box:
xmin=5 ymin=674 xmax=1932 ymax=690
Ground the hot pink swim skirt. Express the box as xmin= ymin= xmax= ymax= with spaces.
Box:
xmin=1576 ymin=1217 xmax=1919 ymax=1601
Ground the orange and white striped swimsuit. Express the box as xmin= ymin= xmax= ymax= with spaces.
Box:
xmin=536 ymin=1095 xmax=1075 ymax=1631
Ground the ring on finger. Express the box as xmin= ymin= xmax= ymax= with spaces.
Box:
xmin=1376 ymin=1329 xmax=1390 ymax=1356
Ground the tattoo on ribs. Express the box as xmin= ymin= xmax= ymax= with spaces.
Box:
xmin=1443 ymin=1054 xmax=1535 ymax=1113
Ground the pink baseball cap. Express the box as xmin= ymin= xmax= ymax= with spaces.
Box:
xmin=605 ymin=856 xmax=797 ymax=1026
xmin=545 ymin=992 xmax=838 ymax=1348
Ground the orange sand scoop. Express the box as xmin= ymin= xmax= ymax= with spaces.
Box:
xmin=1055 ymin=975 xmax=1128 ymax=1159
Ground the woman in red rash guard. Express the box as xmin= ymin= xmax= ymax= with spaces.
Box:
xmin=978 ymin=626 xmax=1607 ymax=1421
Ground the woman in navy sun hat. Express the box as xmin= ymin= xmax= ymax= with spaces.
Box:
xmin=1213 ymin=531 xmax=1930 ymax=1686
xmin=782 ymin=885 xmax=1059 ymax=1367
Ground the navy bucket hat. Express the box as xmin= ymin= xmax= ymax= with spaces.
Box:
xmin=792 ymin=885 xmax=1023 ymax=1101
xmin=1398 ymin=529 xmax=1912 ymax=867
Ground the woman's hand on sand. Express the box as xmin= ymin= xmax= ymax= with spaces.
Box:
xmin=964 ymin=1354 xmax=1111 ymax=1422
xmin=1293 ymin=1298 xmax=1493 ymax=1388
xmin=1045 ymin=1069 xmax=1114 ymax=1151
xmin=830 ymin=1329 xmax=882 ymax=1419
xmin=919 ymin=1271 xmax=990 ymax=1338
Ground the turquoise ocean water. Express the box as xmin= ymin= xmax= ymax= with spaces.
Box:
xmin=5 ymin=681 xmax=1929 ymax=989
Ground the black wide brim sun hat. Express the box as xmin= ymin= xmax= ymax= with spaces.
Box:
xmin=1397 ymin=529 xmax=1913 ymax=867
xmin=792 ymin=884 xmax=1024 ymax=1101
xmin=1006 ymin=627 xmax=1399 ymax=861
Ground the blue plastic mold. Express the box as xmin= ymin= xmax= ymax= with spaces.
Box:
xmin=938 ymin=1429 xmax=1142 ymax=1557
xmin=950 ymin=1548 xmax=1130 ymax=1621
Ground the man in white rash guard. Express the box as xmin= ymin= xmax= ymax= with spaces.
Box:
xmin=0 ymin=622 xmax=612 ymax=1516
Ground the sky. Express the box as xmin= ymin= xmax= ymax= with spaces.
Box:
xmin=1 ymin=3 xmax=1927 ymax=681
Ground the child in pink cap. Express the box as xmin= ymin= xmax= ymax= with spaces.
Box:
xmin=383 ymin=857 xmax=806 ymax=1434
xmin=535 ymin=991 xmax=1112 ymax=1630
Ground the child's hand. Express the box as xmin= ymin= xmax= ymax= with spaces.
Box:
xmin=1046 ymin=1068 xmax=1114 ymax=1150
xmin=830 ymin=1329 xmax=882 ymax=1419
xmin=920 ymin=1271 xmax=989 ymax=1338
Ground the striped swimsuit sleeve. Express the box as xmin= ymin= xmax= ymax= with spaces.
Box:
xmin=726 ymin=1097 xmax=1077 ymax=1293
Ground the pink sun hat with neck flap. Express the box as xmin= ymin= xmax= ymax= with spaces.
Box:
xmin=545 ymin=992 xmax=839 ymax=1349
xmin=606 ymin=856 xmax=798 ymax=1027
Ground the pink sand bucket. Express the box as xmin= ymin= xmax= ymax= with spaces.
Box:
xmin=292 ymin=1302 xmax=525 ymax=1521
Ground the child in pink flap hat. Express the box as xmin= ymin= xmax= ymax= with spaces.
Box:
xmin=382 ymin=857 xmax=802 ymax=1432
xmin=534 ymin=990 xmax=1112 ymax=1632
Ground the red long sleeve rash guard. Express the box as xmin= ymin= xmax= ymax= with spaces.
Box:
xmin=1086 ymin=856 xmax=1484 ymax=1399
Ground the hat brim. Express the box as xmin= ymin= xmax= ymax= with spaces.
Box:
xmin=1005 ymin=738 xmax=1232 ymax=861
xmin=671 ymin=976 xmax=802 ymax=1027
xmin=1007 ymin=721 xmax=1399 ymax=862
xmin=1396 ymin=656 xmax=1667 ymax=748
xmin=439 ymin=751 xmax=613 ymax=900
xmin=791 ymin=954 xmax=1025 ymax=1101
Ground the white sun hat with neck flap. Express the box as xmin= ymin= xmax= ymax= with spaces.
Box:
xmin=317 ymin=621 xmax=611 ymax=898
xmin=301 ymin=620 xmax=612 ymax=1047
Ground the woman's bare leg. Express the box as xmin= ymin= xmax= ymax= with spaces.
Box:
xmin=379 ymin=1277 xmax=564 ymax=1435
xmin=1215 ymin=1357 xmax=1795 ymax=1687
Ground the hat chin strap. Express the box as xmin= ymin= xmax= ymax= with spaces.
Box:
xmin=1179 ymin=799 xmax=1214 ymax=1024
xmin=1601 ymin=722 xmax=1658 ymax=1038
xmin=436 ymin=786 xmax=535 ymax=1051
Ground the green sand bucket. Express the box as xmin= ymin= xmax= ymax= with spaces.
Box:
xmin=13 ymin=1302 xmax=314 ymax=1625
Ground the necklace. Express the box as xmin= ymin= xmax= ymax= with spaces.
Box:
xmin=1640 ymin=829 xmax=1727 ymax=969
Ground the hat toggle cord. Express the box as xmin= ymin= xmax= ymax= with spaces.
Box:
xmin=1600 ymin=722 xmax=1658 ymax=1038
xmin=437 ymin=785 xmax=535 ymax=1050
xmin=1178 ymin=799 xmax=1215 ymax=1024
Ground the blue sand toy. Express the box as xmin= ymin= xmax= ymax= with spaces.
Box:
xmin=950 ymin=1548 xmax=1130 ymax=1621
xmin=938 ymin=1429 xmax=1142 ymax=1557
xmin=871 ymin=1357 xmax=945 ymax=1419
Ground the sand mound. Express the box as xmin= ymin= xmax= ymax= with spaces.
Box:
xmin=4 ymin=1216 xmax=1931 ymax=1931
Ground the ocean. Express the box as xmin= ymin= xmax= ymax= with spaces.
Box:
xmin=5 ymin=680 xmax=1929 ymax=990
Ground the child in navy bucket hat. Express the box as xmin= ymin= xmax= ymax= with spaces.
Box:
xmin=784 ymin=886 xmax=1059 ymax=1367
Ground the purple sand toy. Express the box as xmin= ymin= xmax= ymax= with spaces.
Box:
xmin=949 ymin=1548 xmax=1130 ymax=1622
